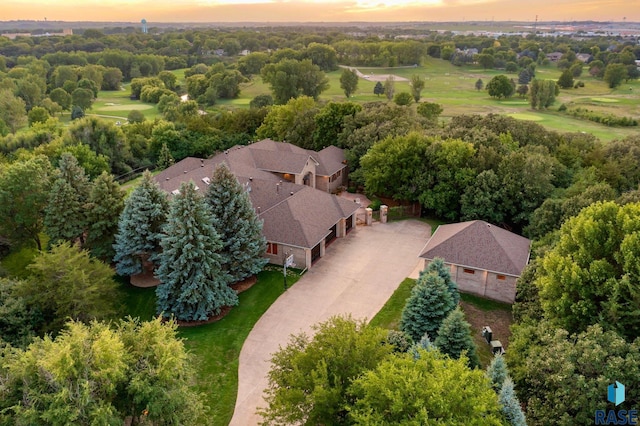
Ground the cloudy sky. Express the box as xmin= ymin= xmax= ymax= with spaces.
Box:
xmin=3 ymin=0 xmax=636 ymax=23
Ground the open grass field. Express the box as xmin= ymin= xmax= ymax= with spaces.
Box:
xmin=369 ymin=277 xmax=513 ymax=368
xmin=213 ymin=57 xmax=639 ymax=141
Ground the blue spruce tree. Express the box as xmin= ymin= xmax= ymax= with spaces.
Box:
xmin=156 ymin=181 xmax=238 ymax=321
xmin=425 ymin=257 xmax=460 ymax=306
xmin=499 ymin=377 xmax=527 ymax=426
xmin=205 ymin=163 xmax=267 ymax=282
xmin=434 ymin=307 xmax=480 ymax=368
xmin=113 ymin=171 xmax=168 ymax=276
xmin=486 ymin=354 xmax=509 ymax=392
xmin=399 ymin=271 xmax=456 ymax=342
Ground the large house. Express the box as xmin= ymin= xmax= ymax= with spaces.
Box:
xmin=419 ymin=220 xmax=531 ymax=303
xmin=154 ymin=139 xmax=358 ymax=270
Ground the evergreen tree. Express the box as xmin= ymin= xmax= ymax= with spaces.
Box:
xmin=399 ymin=272 xmax=455 ymax=342
xmin=44 ymin=179 xmax=86 ymax=245
xmin=113 ymin=170 xmax=168 ymax=276
xmin=85 ymin=172 xmax=125 ymax=260
xmin=424 ymin=257 xmax=460 ymax=306
xmin=205 ymin=163 xmax=267 ymax=282
xmin=487 ymin=354 xmax=509 ymax=392
xmin=434 ymin=308 xmax=480 ymax=368
xmin=157 ymin=142 xmax=174 ymax=170
xmin=44 ymin=153 xmax=92 ymax=245
xmin=156 ymin=181 xmax=238 ymax=321
xmin=58 ymin=152 xmax=92 ymax=196
xmin=373 ymin=81 xmax=384 ymax=97
xmin=475 ymin=78 xmax=484 ymax=91
xmin=499 ymin=377 xmax=527 ymax=426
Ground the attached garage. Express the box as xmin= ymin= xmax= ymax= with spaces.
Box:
xmin=311 ymin=243 xmax=321 ymax=264
xmin=326 ymin=224 xmax=337 ymax=246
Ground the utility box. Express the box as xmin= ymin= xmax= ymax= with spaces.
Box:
xmin=482 ymin=326 xmax=493 ymax=344
xmin=365 ymin=207 xmax=373 ymax=226
xmin=490 ymin=340 xmax=504 ymax=355
xmin=380 ymin=205 xmax=388 ymax=223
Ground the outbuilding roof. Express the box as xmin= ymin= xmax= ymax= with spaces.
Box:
xmin=419 ymin=220 xmax=531 ymax=276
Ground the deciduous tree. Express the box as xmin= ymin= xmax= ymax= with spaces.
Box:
xmin=155 ymin=181 xmax=237 ymax=321
xmin=0 ymin=317 xmax=206 ymax=425
xmin=259 ymin=316 xmax=392 ymax=426
xmin=486 ymin=75 xmax=514 ymax=99
xmin=18 ymin=242 xmax=119 ymax=334
xmin=0 ymin=89 xmax=27 ymax=133
xmin=348 ymin=349 xmax=504 ymax=425
xmin=261 ymin=59 xmax=329 ymax=104
xmin=339 ymin=68 xmax=359 ymax=98
xmin=0 ymin=155 xmax=53 ymax=250
xmin=536 ymin=201 xmax=640 ymax=338
xmin=603 ymin=63 xmax=628 ymax=88
xmin=409 ymin=74 xmax=425 ymax=102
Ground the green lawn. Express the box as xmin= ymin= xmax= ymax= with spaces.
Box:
xmin=367 ymin=276 xmax=513 ymax=368
xmin=214 ymin=57 xmax=638 ymax=142
xmin=121 ymin=268 xmax=300 ymax=426
xmin=369 ymin=278 xmax=416 ymax=330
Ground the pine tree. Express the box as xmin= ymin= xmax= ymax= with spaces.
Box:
xmin=44 ymin=179 xmax=86 ymax=245
xmin=205 ymin=163 xmax=267 ymax=282
xmin=58 ymin=152 xmax=92 ymax=197
xmin=86 ymin=172 xmax=125 ymax=260
xmin=399 ymin=272 xmax=455 ymax=342
xmin=486 ymin=354 xmax=509 ymax=392
xmin=113 ymin=170 xmax=168 ymax=276
xmin=155 ymin=181 xmax=238 ymax=321
xmin=373 ymin=81 xmax=384 ymax=97
xmin=45 ymin=153 xmax=91 ymax=245
xmin=409 ymin=332 xmax=435 ymax=360
xmin=156 ymin=142 xmax=174 ymax=170
xmin=499 ymin=377 xmax=527 ymax=426
xmin=425 ymin=257 xmax=460 ymax=306
xmin=434 ymin=308 xmax=480 ymax=368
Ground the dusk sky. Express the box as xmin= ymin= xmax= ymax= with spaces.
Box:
xmin=3 ymin=0 xmax=637 ymax=23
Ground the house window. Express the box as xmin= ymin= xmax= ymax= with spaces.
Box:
xmin=336 ymin=170 xmax=341 ymax=177
xmin=267 ymin=243 xmax=278 ymax=255
xmin=463 ymin=268 xmax=475 ymax=274
xmin=497 ymin=274 xmax=506 ymax=280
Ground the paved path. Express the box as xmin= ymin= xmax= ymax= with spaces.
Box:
xmin=229 ymin=220 xmax=432 ymax=425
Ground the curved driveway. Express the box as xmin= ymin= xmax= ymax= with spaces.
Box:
xmin=229 ymin=220 xmax=432 ymax=425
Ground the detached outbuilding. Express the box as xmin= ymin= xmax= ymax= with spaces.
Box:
xmin=419 ymin=220 xmax=531 ymax=303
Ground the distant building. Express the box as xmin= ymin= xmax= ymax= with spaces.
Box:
xmin=546 ymin=52 xmax=564 ymax=62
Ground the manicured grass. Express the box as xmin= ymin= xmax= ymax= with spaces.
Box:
xmin=460 ymin=292 xmax=512 ymax=311
xmin=119 ymin=277 xmax=157 ymax=321
xmin=367 ymin=276 xmax=513 ymax=368
xmin=369 ymin=278 xmax=416 ymax=330
xmin=178 ymin=269 xmax=300 ymax=426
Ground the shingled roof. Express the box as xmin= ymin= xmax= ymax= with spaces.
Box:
xmin=419 ymin=220 xmax=531 ymax=277
xmin=153 ymin=141 xmax=357 ymax=250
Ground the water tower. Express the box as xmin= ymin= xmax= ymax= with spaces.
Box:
xmin=141 ymin=19 xmax=148 ymax=34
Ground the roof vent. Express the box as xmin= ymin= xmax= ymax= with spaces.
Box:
xmin=165 ymin=177 xmax=169 ymax=181
xmin=257 ymin=207 xmax=261 ymax=213
xmin=184 ymin=170 xmax=187 ymax=174
xmin=249 ymin=176 xmax=253 ymax=181
xmin=290 ymin=191 xmax=294 ymax=196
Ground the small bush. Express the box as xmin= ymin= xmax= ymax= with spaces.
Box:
xmin=369 ymin=198 xmax=382 ymax=211
xmin=558 ymin=104 xmax=567 ymax=112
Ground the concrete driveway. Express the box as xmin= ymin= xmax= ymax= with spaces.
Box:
xmin=229 ymin=220 xmax=432 ymax=425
